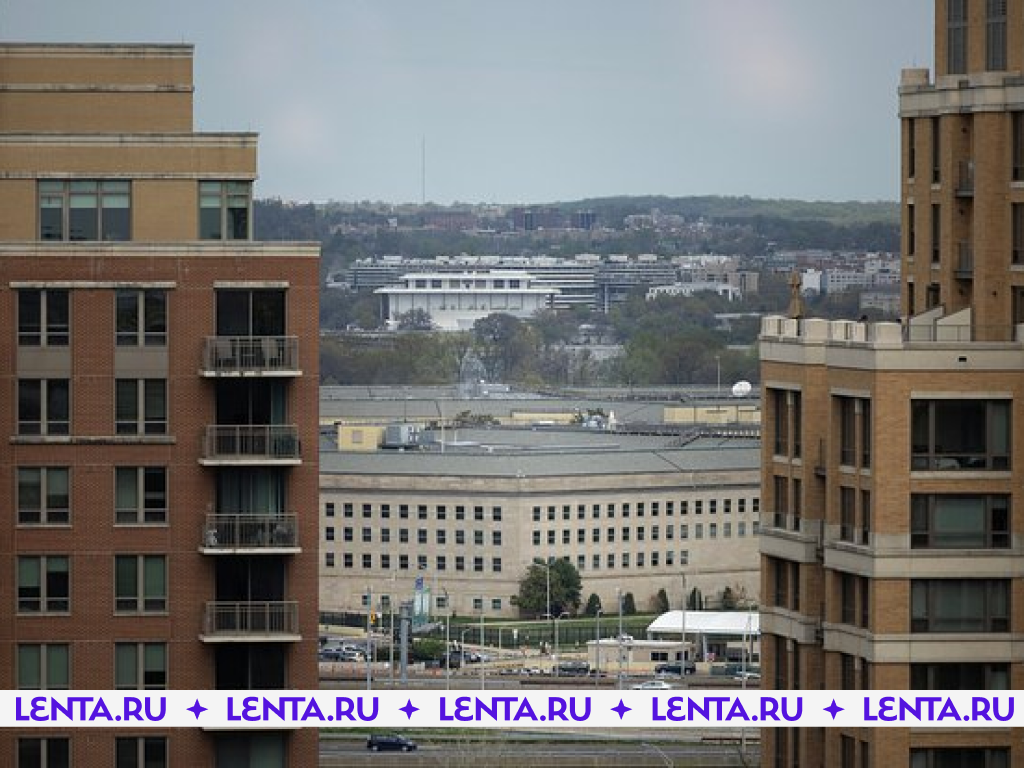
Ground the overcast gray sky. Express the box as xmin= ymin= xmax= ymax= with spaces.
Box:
xmin=5 ymin=0 xmax=932 ymax=204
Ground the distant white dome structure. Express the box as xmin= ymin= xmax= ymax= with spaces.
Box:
xmin=731 ymin=380 xmax=753 ymax=398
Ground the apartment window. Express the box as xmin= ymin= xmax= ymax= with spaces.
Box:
xmin=547 ymin=531 xmax=555 ymax=545
xmin=911 ymin=579 xmax=1009 ymax=632
xmin=343 ymin=553 xmax=353 ymax=568
xmin=1013 ymin=203 xmax=1024 ymax=264
xmin=637 ymin=503 xmax=645 ymax=517
xmin=666 ymin=501 xmax=674 ymax=516
xmin=416 ymin=554 xmax=426 ymax=570
xmin=380 ymin=504 xmax=390 ymax=518
xmin=926 ymin=282 xmax=940 ymax=309
xmin=115 ymin=289 xmax=167 ymax=347
xmin=325 ymin=502 xmax=335 ymax=518
xmin=621 ymin=553 xmax=630 ymax=568
xmin=908 ymin=203 xmax=916 ymax=256
xmin=840 ymin=486 xmax=856 ymax=543
xmin=771 ymin=389 xmax=789 ymax=455
xmin=532 ymin=531 xmax=540 ymax=546
xmin=621 ymin=527 xmax=630 ymax=542
xmin=1014 ymin=113 xmax=1024 ymax=182
xmin=492 ymin=506 xmax=502 ymax=521
xmin=363 ymin=527 xmax=373 ymax=543
xmin=325 ymin=552 xmax=334 ymax=567
xmin=343 ymin=503 xmax=354 ymax=517
xmin=115 ymin=737 xmax=167 ymax=768
xmin=652 ymin=502 xmax=660 ymax=517
xmin=931 ymin=116 xmax=942 ymax=183
xmin=17 ymin=644 xmax=69 ymax=689
xmin=651 ymin=552 xmax=660 ymax=567
xmin=17 ymin=737 xmax=70 ymax=768
xmin=492 ymin=531 xmax=502 ymax=546
xmin=576 ymin=529 xmax=585 ymax=545
xmin=199 ymin=181 xmax=251 ymax=240
xmin=622 ymin=503 xmax=630 ymax=518
xmin=474 ymin=557 xmax=484 ymax=572
xmin=792 ymin=479 xmax=802 ymax=531
xmin=367 ymin=504 xmax=377 ymax=518
xmin=607 ymin=527 xmax=615 ymax=543
xmin=380 ymin=554 xmax=390 ymax=570
xmin=695 ymin=524 xmax=703 ymax=539
xmin=547 ymin=506 xmax=555 ymax=521
xmin=491 ymin=598 xmax=502 ymax=610
xmin=418 ymin=529 xmax=428 ymax=545
xmin=18 ymin=467 xmax=70 ymax=525
xmin=436 ymin=556 xmax=446 ymax=571
xmin=456 ymin=505 xmax=465 ymax=520
xmin=532 ymin=507 xmax=541 ymax=522
xmin=723 ymin=522 xmax=732 ymax=538
xmin=325 ymin=528 xmax=336 ymax=543
xmin=115 ymin=467 xmax=167 ymax=524
xmin=773 ymin=475 xmax=788 ymax=529
xmin=708 ymin=500 xmax=716 ymax=515
xmin=607 ymin=504 xmax=615 ymax=518
xmin=592 ymin=504 xmax=601 ymax=519
xmin=665 ymin=550 xmax=675 ymax=566
xmin=476 ymin=530 xmax=486 ymax=546
xmin=399 ymin=554 xmax=409 ymax=570
xmin=860 ymin=490 xmax=871 ymax=545
xmin=18 ymin=379 xmax=70 ymax=436
xmin=493 ymin=558 xmax=502 ymax=573
xmin=907 ymin=118 xmax=916 ymax=179
xmin=592 ymin=554 xmax=601 ymax=570
xmin=453 ymin=530 xmax=465 ymax=545
xmin=115 ymin=555 xmax=167 ymax=613
xmin=343 ymin=527 xmax=353 ymax=542
xmin=931 ymin=204 xmax=941 ymax=263
xmin=18 ymin=289 xmax=69 ymax=347
xmin=987 ymin=0 xmax=1007 ymax=71
xmin=911 ymin=662 xmax=1009 ymax=690
xmin=400 ymin=529 xmax=409 ymax=544
xmin=436 ymin=530 xmax=446 ymax=545
xmin=607 ymin=553 xmax=615 ymax=569
xmin=911 ymin=399 xmax=1010 ymax=470
xmin=115 ymin=379 xmax=167 ymax=435
xmin=666 ymin=524 xmax=674 ymax=540
xmin=592 ymin=528 xmax=600 ymax=543
xmin=39 ymin=179 xmax=131 ymax=241
xmin=18 ymin=556 xmax=69 ymax=613
xmin=738 ymin=522 xmax=746 ymax=537
xmin=577 ymin=554 xmax=586 ymax=571
xmin=652 ymin=525 xmax=660 ymax=541
xmin=947 ymin=0 xmax=968 ymax=73
xmin=680 ymin=524 xmax=688 ymax=540
xmin=397 ymin=504 xmax=407 ymax=518
xmin=472 ymin=597 xmax=483 ymax=611
xmin=418 ymin=506 xmax=429 ymax=520
xmin=840 ymin=573 xmax=857 ymax=626
xmin=115 ymin=643 xmax=166 ymax=690
xmin=562 ymin=505 xmax=571 ymax=520
xmin=911 ymin=748 xmax=1009 ymax=768
xmin=860 ymin=400 xmax=871 ymax=468
xmin=709 ymin=523 xmax=717 ymax=539
xmin=911 ymin=494 xmax=1010 ymax=549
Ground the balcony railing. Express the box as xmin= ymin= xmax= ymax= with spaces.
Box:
xmin=201 ymin=336 xmax=299 ymax=376
xmin=201 ymin=601 xmax=299 ymax=640
xmin=201 ymin=425 xmax=300 ymax=463
xmin=955 ymin=242 xmax=973 ymax=279
xmin=201 ymin=514 xmax=298 ymax=551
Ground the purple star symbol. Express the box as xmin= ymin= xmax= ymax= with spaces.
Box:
xmin=399 ymin=699 xmax=419 ymax=719
xmin=186 ymin=699 xmax=207 ymax=719
xmin=824 ymin=699 xmax=844 ymax=720
xmin=611 ymin=699 xmax=632 ymax=720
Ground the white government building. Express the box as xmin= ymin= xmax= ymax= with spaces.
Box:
xmin=375 ymin=271 xmax=557 ymax=330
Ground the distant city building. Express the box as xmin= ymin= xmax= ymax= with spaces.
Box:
xmin=375 ymin=271 xmax=556 ymax=330
xmin=320 ymin=429 xmax=762 ymax=620
xmin=646 ymin=282 xmax=742 ymax=301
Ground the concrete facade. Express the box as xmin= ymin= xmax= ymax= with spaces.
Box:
xmin=0 ymin=44 xmax=320 ymax=767
xmin=319 ymin=435 xmax=763 ymax=621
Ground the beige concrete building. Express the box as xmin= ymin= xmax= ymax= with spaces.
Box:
xmin=760 ymin=2 xmax=1024 ymax=765
xmin=319 ymin=429 xmax=762 ymax=620
xmin=0 ymin=44 xmax=320 ymax=767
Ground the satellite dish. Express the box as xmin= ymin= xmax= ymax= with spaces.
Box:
xmin=731 ymin=380 xmax=752 ymax=398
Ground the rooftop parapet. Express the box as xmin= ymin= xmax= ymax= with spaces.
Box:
xmin=760 ymin=314 xmax=1024 ymax=348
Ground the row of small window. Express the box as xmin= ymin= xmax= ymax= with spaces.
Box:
xmin=18 ymin=736 xmax=166 ymax=768
xmin=16 ymin=379 xmax=167 ymax=436
xmin=359 ymin=594 xmax=503 ymax=613
xmin=325 ymin=502 xmax=502 ymax=522
xmin=38 ymin=179 xmax=250 ymax=241
xmin=533 ymin=521 xmax=758 ymax=546
xmin=325 ymin=553 xmax=502 ymax=573
xmin=533 ymin=499 xmax=756 ymax=521
xmin=16 ymin=555 xmax=167 ymax=615
xmin=324 ymin=500 xmax=761 ymax=521
xmin=17 ymin=466 xmax=167 ymax=525
xmin=326 ymin=550 xmax=693 ymax=573
xmin=16 ymin=642 xmax=165 ymax=690
xmin=19 ymin=288 xmax=167 ymax=347
xmin=325 ymin=527 xmax=500 ymax=546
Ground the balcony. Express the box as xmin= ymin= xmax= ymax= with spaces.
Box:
xmin=199 ymin=425 xmax=300 ymax=465
xmin=200 ymin=600 xmax=300 ymax=642
xmin=200 ymin=336 xmax=300 ymax=377
xmin=955 ymin=242 xmax=973 ymax=279
xmin=955 ymin=159 xmax=974 ymax=197
xmin=200 ymin=514 xmax=299 ymax=554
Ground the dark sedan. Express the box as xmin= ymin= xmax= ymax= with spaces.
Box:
xmin=366 ymin=734 xmax=417 ymax=752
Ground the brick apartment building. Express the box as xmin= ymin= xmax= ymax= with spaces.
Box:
xmin=0 ymin=44 xmax=320 ymax=766
xmin=760 ymin=2 xmax=1024 ymax=766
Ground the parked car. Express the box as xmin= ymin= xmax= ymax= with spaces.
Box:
xmin=631 ymin=679 xmax=674 ymax=690
xmin=367 ymin=734 xmax=417 ymax=752
xmin=655 ymin=661 xmax=697 ymax=676
xmin=734 ymin=671 xmax=761 ymax=683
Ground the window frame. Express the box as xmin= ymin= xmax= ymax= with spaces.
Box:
xmin=18 ymin=379 xmax=70 ymax=436
xmin=18 ymin=289 xmax=70 ymax=347
xmin=39 ymin=179 xmax=132 ymax=242
xmin=114 ymin=642 xmax=167 ymax=690
xmin=17 ymin=556 xmax=70 ymax=614
xmin=199 ymin=180 xmax=251 ymax=240
xmin=17 ymin=467 xmax=70 ymax=526
xmin=114 ymin=555 xmax=167 ymax=614
xmin=115 ymin=379 xmax=167 ymax=436
xmin=115 ymin=467 xmax=168 ymax=525
xmin=116 ymin=289 xmax=167 ymax=347
xmin=17 ymin=643 xmax=70 ymax=690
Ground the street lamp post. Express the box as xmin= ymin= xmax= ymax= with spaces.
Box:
xmin=553 ymin=612 xmax=568 ymax=677
xmin=680 ymin=570 xmax=688 ymax=689
xmin=533 ymin=557 xmax=553 ymax=656
xmin=365 ymin=586 xmax=373 ymax=691
xmin=594 ymin=608 xmax=603 ymax=687
xmin=442 ymin=587 xmax=451 ymax=691
xmin=479 ymin=599 xmax=486 ymax=691
xmin=616 ymin=588 xmax=624 ymax=690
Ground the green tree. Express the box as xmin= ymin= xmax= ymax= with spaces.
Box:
xmin=584 ymin=593 xmax=602 ymax=617
xmin=517 ymin=559 xmax=583 ymax=618
xmin=687 ymin=587 xmax=703 ymax=610
xmin=721 ymin=586 xmax=738 ymax=610
xmin=396 ymin=308 xmax=434 ymax=331
xmin=622 ymin=592 xmax=637 ymax=616
xmin=652 ymin=588 xmax=670 ymax=614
